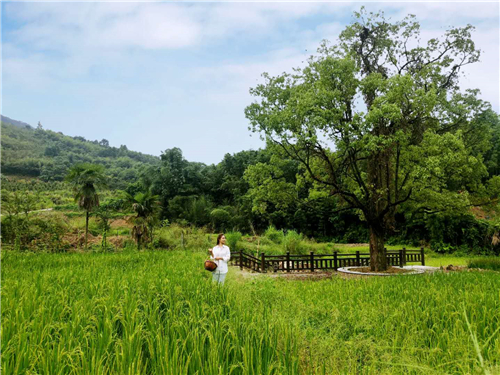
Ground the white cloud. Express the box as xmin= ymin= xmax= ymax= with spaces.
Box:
xmin=388 ymin=2 xmax=499 ymax=22
xmin=99 ymin=6 xmax=202 ymax=49
xmin=2 ymin=2 xmax=498 ymax=164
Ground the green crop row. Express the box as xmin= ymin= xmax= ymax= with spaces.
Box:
xmin=2 ymin=250 xmax=499 ymax=374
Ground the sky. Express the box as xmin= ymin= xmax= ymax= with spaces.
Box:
xmin=2 ymin=1 xmax=499 ymax=165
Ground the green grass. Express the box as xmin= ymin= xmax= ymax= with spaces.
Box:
xmin=2 ymin=250 xmax=499 ymax=374
xmin=467 ymin=257 xmax=500 ymax=271
xmin=425 ymin=256 xmax=469 ymax=267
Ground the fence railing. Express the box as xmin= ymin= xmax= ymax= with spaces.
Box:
xmin=231 ymin=248 xmax=425 ymax=273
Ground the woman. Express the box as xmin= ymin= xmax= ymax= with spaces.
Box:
xmin=209 ymin=233 xmax=231 ymax=284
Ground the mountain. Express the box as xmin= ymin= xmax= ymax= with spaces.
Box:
xmin=1 ymin=118 xmax=160 ymax=189
xmin=1 ymin=115 xmax=33 ymax=130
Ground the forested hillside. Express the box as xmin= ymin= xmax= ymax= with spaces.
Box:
xmin=1 ymin=121 xmax=159 ymax=189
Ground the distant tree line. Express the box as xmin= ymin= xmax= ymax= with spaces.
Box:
xmin=2 ymin=118 xmax=500 ymax=253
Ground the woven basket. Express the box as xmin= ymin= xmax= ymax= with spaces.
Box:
xmin=204 ymin=260 xmax=218 ymax=272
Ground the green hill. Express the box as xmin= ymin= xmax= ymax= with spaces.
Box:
xmin=1 ymin=120 xmax=159 ymax=189
xmin=1 ymin=115 xmax=33 ymax=130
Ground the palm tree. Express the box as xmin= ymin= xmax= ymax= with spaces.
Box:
xmin=123 ymin=190 xmax=160 ymax=250
xmin=65 ymin=163 xmax=107 ymax=249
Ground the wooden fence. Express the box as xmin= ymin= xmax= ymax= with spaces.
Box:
xmin=231 ymin=248 xmax=425 ymax=273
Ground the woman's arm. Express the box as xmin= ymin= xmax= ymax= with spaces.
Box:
xmin=222 ymin=247 xmax=230 ymax=262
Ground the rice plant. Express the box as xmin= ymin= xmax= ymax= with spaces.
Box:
xmin=467 ymin=257 xmax=500 ymax=271
xmin=2 ymin=250 xmax=499 ymax=374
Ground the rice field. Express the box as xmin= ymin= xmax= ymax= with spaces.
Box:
xmin=1 ymin=250 xmax=499 ymax=374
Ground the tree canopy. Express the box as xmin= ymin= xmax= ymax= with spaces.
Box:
xmin=245 ymin=8 xmax=498 ymax=270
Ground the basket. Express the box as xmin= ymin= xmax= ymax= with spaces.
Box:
xmin=204 ymin=260 xmax=218 ymax=272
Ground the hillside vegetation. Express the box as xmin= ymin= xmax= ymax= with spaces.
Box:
xmin=1 ymin=122 xmax=159 ymax=189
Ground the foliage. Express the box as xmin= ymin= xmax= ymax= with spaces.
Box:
xmin=264 ymin=225 xmax=285 ymax=244
xmin=122 ymin=190 xmax=161 ymax=250
xmin=1 ymin=213 xmax=70 ymax=252
xmin=467 ymin=257 xmax=500 ymax=271
xmin=225 ymin=231 xmax=242 ymax=252
xmin=1 ymin=122 xmax=159 ymax=189
xmin=210 ymin=208 xmax=231 ymax=232
xmin=283 ymin=230 xmax=305 ymax=254
xmin=245 ymin=9 xmax=496 ymax=270
xmin=66 ymin=163 xmax=107 ymax=249
xmin=93 ymin=204 xmax=114 ymax=249
xmin=65 ymin=163 xmax=107 ymax=211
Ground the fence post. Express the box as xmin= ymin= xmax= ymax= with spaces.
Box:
xmin=399 ymin=249 xmax=404 ymax=268
xmin=402 ymin=247 xmax=407 ymax=266
xmin=310 ymin=251 xmax=314 ymax=272
xmin=421 ymin=247 xmax=425 ymax=266
xmin=356 ymin=251 xmax=360 ymax=267
xmin=286 ymin=252 xmax=290 ymax=272
xmin=261 ymin=253 xmax=266 ymax=273
xmin=334 ymin=251 xmax=338 ymax=270
xmin=239 ymin=251 xmax=243 ymax=270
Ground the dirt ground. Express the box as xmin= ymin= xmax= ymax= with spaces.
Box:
xmin=110 ymin=218 xmax=132 ymax=228
xmin=62 ymin=231 xmax=126 ymax=249
xmin=233 ymin=267 xmax=336 ymax=280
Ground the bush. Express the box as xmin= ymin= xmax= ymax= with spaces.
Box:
xmin=283 ymin=230 xmax=305 ymax=254
xmin=185 ymin=227 xmax=211 ymax=250
xmin=150 ymin=225 xmax=211 ymax=251
xmin=151 ymin=233 xmax=175 ymax=250
xmin=225 ymin=232 xmax=242 ymax=251
xmin=210 ymin=208 xmax=231 ymax=232
xmin=1 ymin=213 xmax=70 ymax=252
xmin=425 ymin=214 xmax=499 ymax=254
xmin=264 ymin=225 xmax=284 ymax=244
xmin=467 ymin=257 xmax=500 ymax=271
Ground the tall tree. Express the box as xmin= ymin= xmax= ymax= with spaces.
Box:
xmin=65 ymin=163 xmax=107 ymax=249
xmin=245 ymin=9 xmax=494 ymax=270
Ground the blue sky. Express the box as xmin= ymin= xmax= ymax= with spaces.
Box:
xmin=2 ymin=1 xmax=499 ymax=165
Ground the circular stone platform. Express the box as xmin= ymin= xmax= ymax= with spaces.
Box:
xmin=337 ymin=266 xmax=435 ymax=277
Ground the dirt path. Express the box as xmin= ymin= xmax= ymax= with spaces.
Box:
xmin=231 ymin=266 xmax=336 ymax=281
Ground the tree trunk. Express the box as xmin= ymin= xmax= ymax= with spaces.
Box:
xmin=369 ymin=224 xmax=387 ymax=271
xmin=366 ymin=132 xmax=392 ymax=272
xmin=137 ymin=235 xmax=141 ymax=251
xmin=85 ymin=211 xmax=89 ymax=250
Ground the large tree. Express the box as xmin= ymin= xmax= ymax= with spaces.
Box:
xmin=66 ymin=163 xmax=107 ymax=249
xmin=245 ymin=9 xmax=496 ymax=270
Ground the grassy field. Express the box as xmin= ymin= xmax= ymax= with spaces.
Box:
xmin=2 ymin=250 xmax=499 ymax=374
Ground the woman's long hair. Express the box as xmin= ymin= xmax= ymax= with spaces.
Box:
xmin=216 ymin=233 xmax=225 ymax=245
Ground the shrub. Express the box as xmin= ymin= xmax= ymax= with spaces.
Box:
xmin=185 ymin=227 xmax=211 ymax=250
xmin=113 ymin=228 xmax=130 ymax=236
xmin=225 ymin=232 xmax=242 ymax=252
xmin=425 ymin=214 xmax=499 ymax=254
xmin=149 ymin=225 xmax=210 ymax=251
xmin=467 ymin=257 xmax=500 ymax=271
xmin=283 ymin=230 xmax=305 ymax=254
xmin=1 ymin=212 xmax=70 ymax=252
xmin=264 ymin=225 xmax=284 ymax=244
xmin=210 ymin=209 xmax=231 ymax=232
xmin=151 ymin=233 xmax=175 ymax=250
